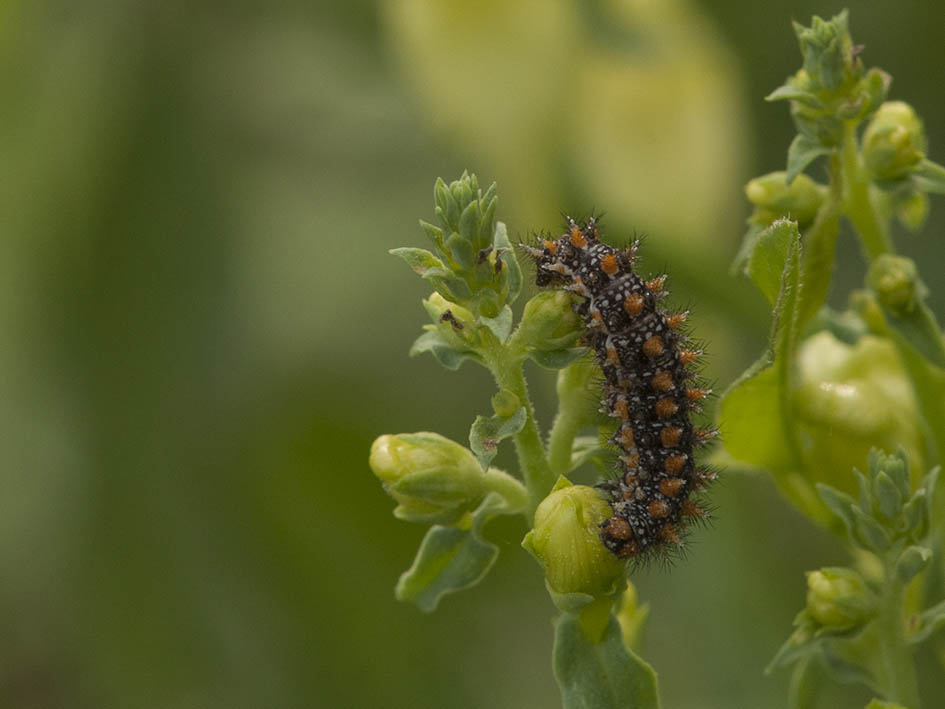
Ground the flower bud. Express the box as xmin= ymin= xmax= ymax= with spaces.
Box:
xmin=866 ymin=255 xmax=921 ymax=315
xmin=518 ymin=291 xmax=583 ymax=351
xmin=805 ymin=567 xmax=876 ymax=630
xmin=369 ymin=433 xmax=487 ymax=524
xmin=794 ymin=11 xmax=857 ymax=93
xmin=522 ymin=480 xmax=626 ymax=598
xmin=793 ymin=332 xmax=925 ymax=496
xmin=745 ymin=171 xmax=826 ymax=227
xmin=422 ymin=292 xmax=477 ymax=347
xmin=863 ymin=101 xmax=926 ymax=181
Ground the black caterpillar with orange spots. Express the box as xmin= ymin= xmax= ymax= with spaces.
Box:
xmin=524 ymin=217 xmax=717 ymax=560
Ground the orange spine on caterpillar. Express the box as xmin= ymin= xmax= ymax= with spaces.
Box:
xmin=523 ymin=216 xmax=717 ymax=560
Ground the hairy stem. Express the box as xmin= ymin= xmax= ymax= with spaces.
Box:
xmin=878 ymin=557 xmax=921 ymax=708
xmin=547 ymin=410 xmax=581 ymax=476
xmin=840 ymin=121 xmax=894 ymax=260
xmin=488 ymin=342 xmax=554 ymax=519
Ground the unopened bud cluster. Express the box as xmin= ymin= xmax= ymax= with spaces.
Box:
xmin=817 ymin=449 xmax=936 ymax=577
xmin=769 ymin=10 xmax=888 ymax=150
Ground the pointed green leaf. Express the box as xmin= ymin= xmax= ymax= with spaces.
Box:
xmin=908 ymin=598 xmax=945 ymax=644
xmin=553 ymin=612 xmax=660 ymax=709
xmin=409 ymin=330 xmax=481 ymax=371
xmin=389 ymin=247 xmax=446 ymax=275
xmin=766 ymin=84 xmax=825 ymax=108
xmin=721 ymin=220 xmax=803 ymax=473
xmin=894 ymin=545 xmax=931 ymax=583
xmin=787 ymin=134 xmax=833 ymax=184
xmin=493 ymin=222 xmax=523 ymax=304
xmin=816 ymin=484 xmax=857 ymax=534
xmin=912 ymin=158 xmax=945 ymax=194
xmin=851 ymin=507 xmax=891 ymax=552
xmin=395 ymin=492 xmax=510 ymax=612
xmin=748 ymin=217 xmax=795 ymax=306
xmin=469 ymin=407 xmax=527 ymax=470
xmin=480 ymin=305 xmax=513 ymax=343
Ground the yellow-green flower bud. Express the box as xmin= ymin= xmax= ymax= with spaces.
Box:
xmin=369 ymin=432 xmax=487 ymax=524
xmin=491 ymin=389 xmax=521 ymax=418
xmin=518 ymin=291 xmax=583 ymax=351
xmin=805 ymin=567 xmax=876 ymax=630
xmin=793 ymin=332 xmax=925 ymax=496
xmin=422 ymin=292 xmax=476 ymax=348
xmin=863 ymin=101 xmax=927 ymax=181
xmin=866 ymin=255 xmax=920 ymax=315
xmin=522 ymin=480 xmax=626 ymax=598
xmin=745 ymin=171 xmax=826 ymax=227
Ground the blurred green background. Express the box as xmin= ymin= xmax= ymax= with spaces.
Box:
xmin=3 ymin=1 xmax=944 ymax=707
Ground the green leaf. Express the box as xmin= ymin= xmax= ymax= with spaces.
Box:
xmin=912 ymin=158 xmax=945 ymax=194
xmin=766 ymin=84 xmax=825 ymax=108
xmin=787 ymin=134 xmax=833 ymax=184
xmin=873 ymin=472 xmax=902 ymax=520
xmin=720 ymin=220 xmax=803 ymax=474
xmin=908 ymin=598 xmax=945 ymax=644
xmin=748 ymin=217 xmax=795 ymax=306
xmin=458 ymin=199 xmax=480 ymax=244
xmin=530 ymin=347 xmax=590 ymax=370
xmin=493 ymin=221 xmax=522 ymax=304
xmin=469 ymin=407 xmax=527 ymax=470
xmin=409 ymin=330 xmax=481 ymax=371
xmin=894 ymin=545 xmax=931 ymax=584
xmin=851 ymin=507 xmax=891 ymax=552
xmin=816 ymin=484 xmax=858 ymax=534
xmin=787 ymin=657 xmax=822 ymax=709
xmin=480 ymin=305 xmax=513 ymax=343
xmin=553 ymin=612 xmax=660 ymax=709
xmin=395 ymin=492 xmax=509 ymax=612
xmin=389 ymin=246 xmax=446 ymax=275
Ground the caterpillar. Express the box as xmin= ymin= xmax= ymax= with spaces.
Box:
xmin=524 ymin=216 xmax=717 ymax=560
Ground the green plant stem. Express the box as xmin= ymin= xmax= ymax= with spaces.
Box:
xmin=840 ymin=121 xmax=894 ymax=260
xmin=488 ymin=342 xmax=554 ymax=520
xmin=796 ymin=152 xmax=842 ymax=329
xmin=878 ymin=555 xmax=921 ymax=708
xmin=548 ymin=410 xmax=581 ymax=476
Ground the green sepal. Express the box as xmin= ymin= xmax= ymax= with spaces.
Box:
xmin=766 ymin=84 xmax=824 ymax=108
xmin=553 ymin=611 xmax=661 ymax=709
xmin=389 ymin=246 xmax=445 ymax=275
xmin=873 ymin=472 xmax=902 ymax=521
xmin=908 ymin=597 xmax=945 ymax=644
xmin=530 ymin=347 xmax=591 ymax=370
xmin=851 ymin=507 xmax=891 ymax=552
xmin=786 ymin=134 xmax=833 ymax=184
xmin=492 ymin=222 xmax=522 ymax=304
xmin=894 ymin=545 xmax=931 ymax=584
xmin=394 ymin=492 xmax=512 ymax=612
xmin=409 ymin=329 xmax=482 ymax=371
xmin=899 ymin=488 xmax=929 ymax=540
xmin=816 ymin=484 xmax=857 ymax=534
xmin=469 ymin=406 xmax=527 ymax=470
xmin=480 ymin=305 xmax=513 ymax=343
xmin=911 ymin=158 xmax=945 ymax=194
